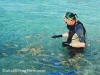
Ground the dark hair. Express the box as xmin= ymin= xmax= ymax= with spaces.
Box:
xmin=65 ymin=12 xmax=77 ymax=20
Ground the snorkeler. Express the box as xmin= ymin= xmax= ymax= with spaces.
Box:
xmin=52 ymin=12 xmax=86 ymax=48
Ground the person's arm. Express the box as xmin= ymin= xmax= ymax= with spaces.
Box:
xmin=71 ymin=42 xmax=85 ymax=48
xmin=62 ymin=32 xmax=69 ymax=37
xmin=62 ymin=41 xmax=85 ymax=48
xmin=52 ymin=32 xmax=69 ymax=38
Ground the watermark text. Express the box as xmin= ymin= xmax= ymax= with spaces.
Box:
xmin=2 ymin=69 xmax=46 ymax=73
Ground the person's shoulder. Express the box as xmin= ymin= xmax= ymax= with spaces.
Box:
xmin=75 ymin=23 xmax=83 ymax=32
xmin=76 ymin=20 xmax=83 ymax=24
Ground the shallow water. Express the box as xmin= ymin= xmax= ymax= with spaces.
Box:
xmin=0 ymin=0 xmax=100 ymax=75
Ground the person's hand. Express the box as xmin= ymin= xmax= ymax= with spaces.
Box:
xmin=62 ymin=42 xmax=72 ymax=47
xmin=52 ymin=35 xmax=62 ymax=38
xmin=52 ymin=35 xmax=59 ymax=38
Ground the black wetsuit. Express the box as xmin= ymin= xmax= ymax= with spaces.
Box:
xmin=66 ymin=21 xmax=86 ymax=57
xmin=67 ymin=21 xmax=86 ymax=44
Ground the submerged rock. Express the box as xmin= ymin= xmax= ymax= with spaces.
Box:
xmin=2 ymin=53 xmax=8 ymax=57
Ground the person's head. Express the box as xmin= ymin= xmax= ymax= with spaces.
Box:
xmin=64 ymin=12 xmax=77 ymax=26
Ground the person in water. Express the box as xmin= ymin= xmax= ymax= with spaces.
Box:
xmin=52 ymin=12 xmax=86 ymax=48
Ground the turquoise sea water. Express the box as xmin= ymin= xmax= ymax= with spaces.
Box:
xmin=0 ymin=0 xmax=100 ymax=75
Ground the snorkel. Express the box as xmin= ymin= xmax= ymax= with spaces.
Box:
xmin=64 ymin=12 xmax=78 ymax=26
xmin=65 ymin=12 xmax=77 ymax=20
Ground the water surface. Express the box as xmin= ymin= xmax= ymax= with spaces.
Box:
xmin=0 ymin=0 xmax=100 ymax=75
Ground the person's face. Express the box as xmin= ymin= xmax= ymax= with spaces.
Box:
xmin=64 ymin=18 xmax=75 ymax=26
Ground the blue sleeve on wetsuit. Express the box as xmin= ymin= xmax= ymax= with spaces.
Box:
xmin=75 ymin=24 xmax=85 ymax=42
